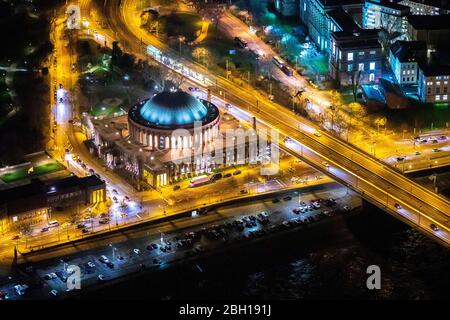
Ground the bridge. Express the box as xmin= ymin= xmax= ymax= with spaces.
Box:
xmin=92 ymin=0 xmax=450 ymax=246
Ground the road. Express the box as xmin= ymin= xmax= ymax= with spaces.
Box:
xmin=92 ymin=0 xmax=450 ymax=245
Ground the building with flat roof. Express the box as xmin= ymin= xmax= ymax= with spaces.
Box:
xmin=363 ymin=0 xmax=410 ymax=42
xmin=0 ymin=175 xmax=105 ymax=232
xmin=406 ymin=14 xmax=450 ymax=48
xmin=418 ymin=63 xmax=450 ymax=102
xmin=330 ymin=29 xmax=383 ymax=86
xmin=298 ymin=0 xmax=363 ymax=52
xmin=399 ymin=0 xmax=450 ymax=15
xmin=389 ymin=40 xmax=427 ymax=84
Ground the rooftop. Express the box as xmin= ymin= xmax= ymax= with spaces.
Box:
xmin=390 ymin=40 xmax=427 ymax=62
xmin=407 ymin=14 xmax=450 ymax=30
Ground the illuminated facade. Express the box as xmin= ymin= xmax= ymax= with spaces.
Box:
xmin=363 ymin=0 xmax=409 ymax=40
xmin=0 ymin=176 xmax=105 ymax=232
xmin=91 ymin=90 xmax=266 ymax=189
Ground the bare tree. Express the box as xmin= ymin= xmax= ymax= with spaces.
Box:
xmin=350 ymin=70 xmax=362 ymax=102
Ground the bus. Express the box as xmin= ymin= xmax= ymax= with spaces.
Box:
xmin=272 ymin=56 xmax=293 ymax=76
xmin=234 ymin=37 xmax=248 ymax=48
xmin=189 ymin=175 xmax=211 ymax=188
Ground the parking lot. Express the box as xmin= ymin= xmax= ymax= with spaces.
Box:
xmin=0 ymin=185 xmax=360 ymax=299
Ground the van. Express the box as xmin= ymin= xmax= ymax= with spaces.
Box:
xmin=48 ymin=220 xmax=59 ymax=228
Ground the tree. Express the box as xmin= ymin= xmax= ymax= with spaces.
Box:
xmin=350 ymin=70 xmax=362 ymax=102
xmin=111 ymin=41 xmax=123 ymax=67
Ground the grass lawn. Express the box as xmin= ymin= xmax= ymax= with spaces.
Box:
xmin=160 ymin=13 xmax=204 ymax=42
xmin=0 ymin=161 xmax=65 ymax=183
xmin=91 ymin=103 xmax=124 ymax=118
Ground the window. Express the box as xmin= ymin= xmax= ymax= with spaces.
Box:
xmin=436 ymin=81 xmax=440 ymax=86
xmin=444 ymin=95 xmax=448 ymax=100
xmin=358 ymin=63 xmax=364 ymax=71
xmin=436 ymin=87 xmax=440 ymax=94
xmin=370 ymin=62 xmax=375 ymax=70
xmin=359 ymin=51 xmax=364 ymax=56
xmin=370 ymin=50 xmax=376 ymax=55
xmin=347 ymin=52 xmax=354 ymax=61
xmin=428 ymin=87 xmax=432 ymax=94
xmin=369 ymin=73 xmax=375 ymax=82
xmin=436 ymin=95 xmax=441 ymax=101
xmin=403 ymin=77 xmax=406 ymax=82
xmin=407 ymin=77 xmax=410 ymax=81
xmin=348 ymin=64 xmax=353 ymax=72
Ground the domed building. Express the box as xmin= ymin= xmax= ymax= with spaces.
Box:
xmin=128 ymin=91 xmax=220 ymax=150
xmin=87 ymin=90 xmax=259 ymax=189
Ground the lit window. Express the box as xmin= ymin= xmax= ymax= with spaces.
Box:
xmin=370 ymin=62 xmax=375 ymax=70
xmin=12 ymin=216 xmax=18 ymax=222
xmin=436 ymin=95 xmax=441 ymax=101
xmin=369 ymin=73 xmax=375 ymax=82
xmin=347 ymin=52 xmax=354 ymax=61
xmin=444 ymin=95 xmax=448 ymax=100
xmin=348 ymin=64 xmax=353 ymax=72
xmin=358 ymin=63 xmax=364 ymax=71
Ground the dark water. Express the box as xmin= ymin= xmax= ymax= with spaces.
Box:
xmin=77 ymin=203 xmax=450 ymax=300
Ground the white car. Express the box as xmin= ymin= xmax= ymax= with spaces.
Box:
xmin=314 ymin=131 xmax=322 ymax=137
xmin=99 ymin=255 xmax=110 ymax=264
xmin=50 ymin=289 xmax=58 ymax=297
xmin=133 ymin=248 xmax=141 ymax=255
xmin=87 ymin=261 xmax=95 ymax=268
xmin=98 ymin=274 xmax=105 ymax=281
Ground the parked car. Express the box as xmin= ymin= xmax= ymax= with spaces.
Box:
xmin=233 ymin=170 xmax=242 ymax=175
xmin=98 ymin=274 xmax=105 ymax=281
xmin=50 ymin=289 xmax=58 ymax=297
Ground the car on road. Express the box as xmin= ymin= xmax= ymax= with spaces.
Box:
xmin=41 ymin=227 xmax=49 ymax=233
xmin=133 ymin=248 xmax=141 ymax=255
xmin=438 ymin=135 xmax=447 ymax=141
xmin=153 ymin=258 xmax=161 ymax=265
xmin=396 ymin=157 xmax=405 ymax=162
xmin=50 ymin=289 xmax=58 ymax=297
xmin=343 ymin=205 xmax=351 ymax=212
xmin=11 ymin=235 xmax=20 ymax=241
xmin=98 ymin=274 xmax=105 ymax=281
xmin=87 ymin=261 xmax=95 ymax=268
xmin=0 ymin=291 xmax=8 ymax=300
xmin=414 ymin=151 xmax=421 ymax=156
xmin=112 ymin=196 xmax=118 ymax=203
xmin=272 ymin=198 xmax=280 ymax=203
xmin=430 ymin=224 xmax=439 ymax=232
xmin=394 ymin=203 xmax=402 ymax=210
xmin=223 ymin=173 xmax=232 ymax=178
xmin=77 ymin=223 xmax=85 ymax=229
xmin=283 ymin=196 xmax=292 ymax=201
xmin=188 ymin=87 xmax=199 ymax=92
xmin=112 ymin=189 xmax=118 ymax=194
xmin=233 ymin=170 xmax=242 ymax=175
xmin=239 ymin=189 xmax=248 ymax=194
xmin=82 ymin=227 xmax=90 ymax=234
xmin=313 ymin=130 xmax=322 ymax=137
xmin=173 ymin=185 xmax=181 ymax=191
xmin=99 ymin=218 xmax=109 ymax=225
xmin=432 ymin=148 xmax=441 ymax=152
xmin=106 ymin=261 xmax=114 ymax=269
xmin=211 ymin=173 xmax=223 ymax=181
